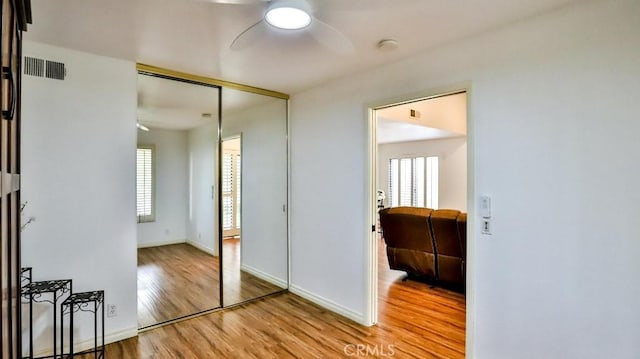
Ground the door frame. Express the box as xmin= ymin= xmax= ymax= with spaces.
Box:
xmin=364 ymin=83 xmax=475 ymax=353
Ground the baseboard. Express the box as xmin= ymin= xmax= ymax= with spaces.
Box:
xmin=186 ymin=240 xmax=217 ymax=256
xmin=137 ymin=239 xmax=186 ymax=248
xmin=31 ymin=326 xmax=138 ymax=357
xmin=240 ymin=264 xmax=287 ymax=289
xmin=289 ymin=284 xmax=365 ymax=325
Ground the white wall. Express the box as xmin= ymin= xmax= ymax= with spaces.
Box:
xmin=21 ymin=42 xmax=138 ymax=352
xmin=137 ymin=128 xmax=189 ymax=247
xmin=187 ymin=122 xmax=217 ymax=255
xmin=377 ymin=137 xmax=467 ymax=211
xmin=290 ymin=0 xmax=640 ymax=358
xmin=222 ymin=97 xmax=288 ymax=287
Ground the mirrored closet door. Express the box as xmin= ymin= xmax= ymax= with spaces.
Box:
xmin=136 ymin=72 xmax=222 ymax=328
xmin=220 ymin=88 xmax=289 ymax=306
xmin=135 ymin=65 xmax=289 ymax=328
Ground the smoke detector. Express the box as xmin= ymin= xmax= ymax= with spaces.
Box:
xmin=377 ymin=39 xmax=399 ymax=51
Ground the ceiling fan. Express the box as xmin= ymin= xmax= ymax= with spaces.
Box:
xmin=207 ymin=0 xmax=355 ymax=54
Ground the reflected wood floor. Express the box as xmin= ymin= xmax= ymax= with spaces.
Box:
xmin=138 ymin=240 xmax=283 ymax=328
xmin=111 ymin=239 xmax=465 ymax=358
xmin=138 ymin=244 xmax=220 ymax=327
xmin=222 ymin=238 xmax=284 ymax=306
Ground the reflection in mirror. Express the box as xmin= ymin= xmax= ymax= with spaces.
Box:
xmin=136 ymin=73 xmax=221 ymax=327
xmin=221 ymin=88 xmax=288 ymax=306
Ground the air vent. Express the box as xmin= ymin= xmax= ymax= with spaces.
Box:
xmin=45 ymin=60 xmax=66 ymax=80
xmin=24 ymin=56 xmax=66 ymax=80
xmin=24 ymin=56 xmax=44 ymax=77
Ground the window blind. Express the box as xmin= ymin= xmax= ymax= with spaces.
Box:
xmin=222 ymin=153 xmax=234 ymax=230
xmin=136 ymin=146 xmax=155 ymax=222
xmin=236 ymin=154 xmax=241 ymax=229
xmin=387 ymin=156 xmax=439 ymax=209
xmin=222 ymin=151 xmax=242 ymax=232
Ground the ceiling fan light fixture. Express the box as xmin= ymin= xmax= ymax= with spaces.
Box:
xmin=265 ymin=6 xmax=311 ymax=30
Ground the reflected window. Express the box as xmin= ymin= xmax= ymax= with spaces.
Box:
xmin=236 ymin=154 xmax=241 ymax=229
xmin=136 ymin=145 xmax=155 ymax=222
xmin=222 ymin=149 xmax=241 ymax=234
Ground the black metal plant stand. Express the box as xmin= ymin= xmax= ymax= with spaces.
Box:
xmin=21 ymin=279 xmax=73 ymax=359
xmin=61 ymin=291 xmax=105 ymax=359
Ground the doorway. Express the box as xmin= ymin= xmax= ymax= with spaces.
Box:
xmin=368 ymin=90 xmax=469 ymax=355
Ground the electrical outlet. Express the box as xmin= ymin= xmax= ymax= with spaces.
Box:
xmin=107 ymin=304 xmax=117 ymax=318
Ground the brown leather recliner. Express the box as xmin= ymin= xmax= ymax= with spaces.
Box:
xmin=378 ymin=207 xmax=436 ymax=280
xmin=430 ymin=209 xmax=465 ymax=290
xmin=457 ymin=213 xmax=467 ymax=287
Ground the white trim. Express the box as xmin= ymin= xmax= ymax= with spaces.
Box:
xmin=33 ymin=326 xmax=138 ymax=357
xmin=364 ymin=107 xmax=378 ymax=326
xmin=186 ymin=239 xmax=218 ymax=256
xmin=289 ymin=284 xmax=365 ymax=325
xmin=137 ymin=239 xmax=186 ymax=249
xmin=240 ymin=264 xmax=287 ymax=288
xmin=286 ymin=99 xmax=292 ymax=290
xmin=464 ymin=86 xmax=476 ymax=357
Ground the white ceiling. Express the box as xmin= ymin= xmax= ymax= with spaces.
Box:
xmin=377 ymin=92 xmax=467 ymax=144
xmin=25 ymin=0 xmax=579 ymax=94
xmin=377 ymin=120 xmax=463 ymax=144
xmin=137 ymin=73 xmax=218 ymax=130
xmin=138 ymin=73 xmax=282 ymax=130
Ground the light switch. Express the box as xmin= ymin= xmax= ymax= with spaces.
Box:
xmin=480 ymin=195 xmax=491 ymax=218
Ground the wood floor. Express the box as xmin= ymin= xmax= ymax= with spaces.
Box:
xmin=221 ymin=238 xmax=284 ymax=306
xmin=114 ymin=239 xmax=465 ymax=358
xmin=138 ymin=240 xmax=283 ymax=328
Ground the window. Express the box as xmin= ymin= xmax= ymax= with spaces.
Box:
xmin=236 ymin=153 xmax=241 ymax=229
xmin=136 ymin=146 xmax=155 ymax=223
xmin=222 ymin=150 xmax=241 ymax=236
xmin=222 ymin=152 xmax=234 ymax=230
xmin=388 ymin=156 xmax=439 ymax=209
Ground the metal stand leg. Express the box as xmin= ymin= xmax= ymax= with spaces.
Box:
xmin=29 ymin=294 xmax=33 ymax=359
xmin=93 ymin=301 xmax=97 ymax=359
xmin=101 ymin=300 xmax=104 ymax=359
xmin=53 ymin=297 xmax=57 ymax=359
xmin=69 ymin=307 xmax=74 ymax=358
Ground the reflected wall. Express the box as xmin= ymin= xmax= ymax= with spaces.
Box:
xmin=221 ymin=88 xmax=288 ymax=306
xmin=136 ymin=72 xmax=221 ymax=328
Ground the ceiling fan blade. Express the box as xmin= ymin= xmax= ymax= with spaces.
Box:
xmin=203 ymin=0 xmax=269 ymax=4
xmin=309 ymin=18 xmax=354 ymax=55
xmin=230 ymin=20 xmax=269 ymax=50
